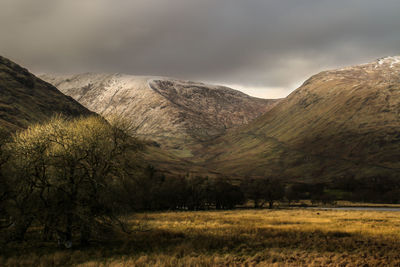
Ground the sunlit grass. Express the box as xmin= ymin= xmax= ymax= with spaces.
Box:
xmin=2 ymin=209 xmax=400 ymax=266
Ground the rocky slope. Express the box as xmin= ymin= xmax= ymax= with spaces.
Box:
xmin=40 ymin=73 xmax=278 ymax=157
xmin=200 ymin=56 xmax=400 ymax=181
xmin=0 ymin=56 xmax=92 ymax=131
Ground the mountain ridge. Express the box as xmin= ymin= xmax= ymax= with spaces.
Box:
xmin=197 ymin=56 xmax=400 ymax=181
xmin=40 ymin=73 xmax=279 ymax=157
xmin=0 ymin=56 xmax=93 ymax=131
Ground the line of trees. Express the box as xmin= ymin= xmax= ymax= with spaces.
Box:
xmin=286 ymin=177 xmax=400 ymax=205
xmin=128 ymin=172 xmax=286 ymax=211
xmin=128 ymin=170 xmax=246 ymax=211
xmin=330 ymin=176 xmax=400 ymax=204
xmin=130 ymin=174 xmax=400 ymax=212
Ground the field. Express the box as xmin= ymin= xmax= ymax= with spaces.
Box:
xmin=2 ymin=208 xmax=400 ymax=266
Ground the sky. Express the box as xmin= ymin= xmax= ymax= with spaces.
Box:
xmin=1 ymin=0 xmax=400 ymax=99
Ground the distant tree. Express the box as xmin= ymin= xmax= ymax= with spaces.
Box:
xmin=331 ymin=175 xmax=359 ymax=192
xmin=241 ymin=177 xmax=285 ymax=209
xmin=157 ymin=176 xmax=189 ymax=210
xmin=213 ymin=178 xmax=245 ymax=209
xmin=186 ymin=176 xmax=210 ymax=210
xmin=129 ymin=165 xmax=165 ymax=211
xmin=241 ymin=178 xmax=263 ymax=208
xmin=263 ymin=178 xmax=285 ymax=209
xmin=285 ymin=183 xmax=308 ymax=205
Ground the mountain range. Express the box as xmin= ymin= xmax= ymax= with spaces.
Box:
xmin=2 ymin=55 xmax=399 ymax=182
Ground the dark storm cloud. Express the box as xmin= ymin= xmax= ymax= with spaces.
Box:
xmin=1 ymin=0 xmax=400 ymax=98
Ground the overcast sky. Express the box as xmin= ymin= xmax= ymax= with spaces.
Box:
xmin=1 ymin=0 xmax=400 ymax=98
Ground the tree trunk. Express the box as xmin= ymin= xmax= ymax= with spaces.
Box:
xmin=254 ymin=199 xmax=259 ymax=209
xmin=10 ymin=217 xmax=33 ymax=241
xmin=80 ymin=223 xmax=91 ymax=246
xmin=63 ymin=214 xmax=73 ymax=248
xmin=42 ymin=224 xmax=53 ymax=241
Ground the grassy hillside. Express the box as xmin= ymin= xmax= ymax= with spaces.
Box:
xmin=0 ymin=56 xmax=92 ymax=131
xmin=200 ymin=57 xmax=400 ymax=182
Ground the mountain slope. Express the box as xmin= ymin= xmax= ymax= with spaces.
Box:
xmin=0 ymin=56 xmax=92 ymax=130
xmin=40 ymin=73 xmax=279 ymax=157
xmin=200 ymin=56 xmax=400 ymax=181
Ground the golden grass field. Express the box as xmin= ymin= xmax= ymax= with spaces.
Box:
xmin=2 ymin=208 xmax=400 ymax=266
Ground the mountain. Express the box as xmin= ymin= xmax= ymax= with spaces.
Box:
xmin=0 ymin=57 xmax=193 ymax=176
xmin=39 ymin=73 xmax=279 ymax=157
xmin=199 ymin=56 xmax=400 ymax=182
xmin=0 ymin=56 xmax=92 ymax=131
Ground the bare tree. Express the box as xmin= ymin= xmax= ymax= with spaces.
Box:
xmin=5 ymin=115 xmax=143 ymax=246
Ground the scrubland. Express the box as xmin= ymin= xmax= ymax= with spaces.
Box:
xmin=2 ymin=208 xmax=400 ymax=266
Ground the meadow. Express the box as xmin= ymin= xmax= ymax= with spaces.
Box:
xmin=2 ymin=208 xmax=400 ymax=266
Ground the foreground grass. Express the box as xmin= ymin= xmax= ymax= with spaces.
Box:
xmin=2 ymin=209 xmax=400 ymax=266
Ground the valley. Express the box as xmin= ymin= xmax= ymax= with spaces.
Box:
xmin=1 ymin=54 xmax=400 ymax=267
xmin=3 ymin=1 xmax=400 ymax=266
xmin=40 ymin=57 xmax=400 ymax=182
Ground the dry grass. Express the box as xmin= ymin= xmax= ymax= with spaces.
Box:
xmin=2 ymin=209 xmax=400 ymax=266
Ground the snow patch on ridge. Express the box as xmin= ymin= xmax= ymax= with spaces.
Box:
xmin=376 ymin=56 xmax=400 ymax=68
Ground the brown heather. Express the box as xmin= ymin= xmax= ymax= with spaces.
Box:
xmin=2 ymin=209 xmax=400 ymax=266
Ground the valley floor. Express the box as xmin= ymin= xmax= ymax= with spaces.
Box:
xmin=2 ymin=209 xmax=400 ymax=266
